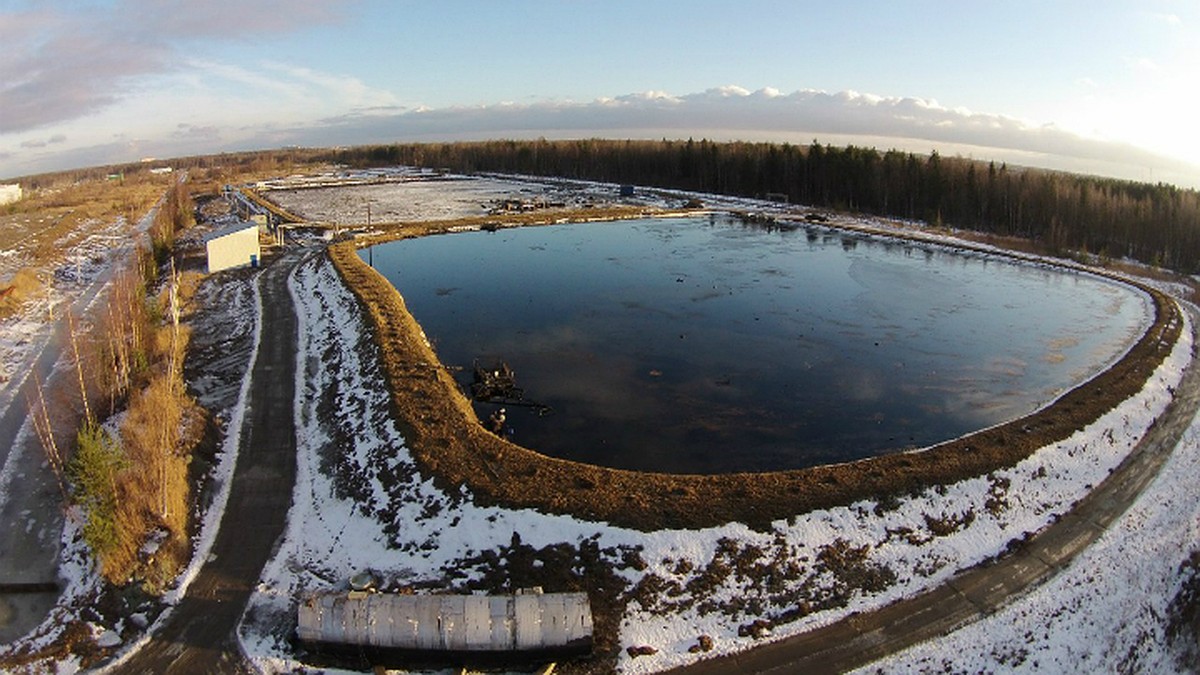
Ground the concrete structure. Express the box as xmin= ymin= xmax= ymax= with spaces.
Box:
xmin=296 ymin=591 xmax=593 ymax=661
xmin=204 ymin=221 xmax=261 ymax=273
xmin=0 ymin=184 xmax=21 ymax=206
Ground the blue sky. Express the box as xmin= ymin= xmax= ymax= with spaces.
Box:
xmin=3 ymin=0 xmax=1199 ymax=186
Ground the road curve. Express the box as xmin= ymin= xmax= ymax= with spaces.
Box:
xmin=673 ymin=305 xmax=1200 ymax=675
xmin=113 ymin=249 xmax=304 ymax=674
xmin=110 ymin=255 xmax=1197 ymax=674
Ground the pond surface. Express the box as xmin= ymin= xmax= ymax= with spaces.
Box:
xmin=363 ymin=215 xmax=1150 ymax=473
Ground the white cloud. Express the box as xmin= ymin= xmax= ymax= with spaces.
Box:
xmin=260 ymin=62 xmax=400 ymax=111
xmin=1133 ymin=56 xmax=1161 ymax=72
xmin=1149 ymin=12 xmax=1183 ymax=27
xmin=704 ymin=85 xmax=753 ymax=98
xmin=3 ymin=85 xmax=1199 ymax=189
xmin=0 ymin=0 xmax=355 ymax=134
xmin=303 ymin=86 xmax=1200 ymax=187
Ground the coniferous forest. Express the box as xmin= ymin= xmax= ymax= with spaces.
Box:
xmin=327 ymin=139 xmax=1200 ymax=274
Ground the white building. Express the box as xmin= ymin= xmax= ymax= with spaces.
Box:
xmin=204 ymin=221 xmax=261 ymax=273
xmin=0 ymin=184 xmax=21 ymax=206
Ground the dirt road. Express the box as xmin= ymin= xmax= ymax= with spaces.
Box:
xmin=112 ymin=244 xmax=1198 ymax=674
xmin=673 ymin=307 xmax=1200 ymax=674
xmin=113 ymin=249 xmax=305 ymax=674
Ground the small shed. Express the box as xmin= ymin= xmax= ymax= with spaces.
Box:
xmin=296 ymin=591 xmax=593 ymax=663
xmin=204 ymin=221 xmax=261 ymax=273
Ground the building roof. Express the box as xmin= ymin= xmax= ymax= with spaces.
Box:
xmin=202 ymin=220 xmax=259 ymax=243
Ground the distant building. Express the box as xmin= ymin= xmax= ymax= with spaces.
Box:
xmin=0 ymin=184 xmax=22 ymax=206
xmin=204 ymin=221 xmax=261 ymax=273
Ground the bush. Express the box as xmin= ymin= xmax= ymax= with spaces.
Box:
xmin=69 ymin=423 xmax=127 ymax=556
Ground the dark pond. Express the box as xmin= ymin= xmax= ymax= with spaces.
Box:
xmin=363 ymin=215 xmax=1150 ymax=473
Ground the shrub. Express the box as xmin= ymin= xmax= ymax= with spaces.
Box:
xmin=69 ymin=423 xmax=127 ymax=556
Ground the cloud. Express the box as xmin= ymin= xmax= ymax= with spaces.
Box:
xmin=281 ymin=86 xmax=1199 ymax=187
xmin=3 ymin=85 xmax=1199 ymax=189
xmin=18 ymin=133 xmax=67 ymax=149
xmin=116 ymin=0 xmax=350 ymax=38
xmin=1132 ymin=56 xmax=1161 ymax=72
xmin=260 ymin=62 xmax=401 ymax=110
xmin=1149 ymin=12 xmax=1183 ymax=27
xmin=0 ymin=0 xmax=353 ymax=134
xmin=303 ymin=87 xmax=1169 ymax=162
xmin=172 ymin=123 xmax=220 ymax=141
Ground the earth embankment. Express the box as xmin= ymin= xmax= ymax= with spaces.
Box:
xmin=326 ymin=220 xmax=1182 ymax=531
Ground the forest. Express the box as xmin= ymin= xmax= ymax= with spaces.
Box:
xmin=327 ymin=139 xmax=1200 ymax=274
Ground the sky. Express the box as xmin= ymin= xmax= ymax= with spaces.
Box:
xmin=2 ymin=0 xmax=1200 ymax=187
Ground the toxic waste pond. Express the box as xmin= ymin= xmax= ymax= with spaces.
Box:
xmin=364 ymin=215 xmax=1151 ymax=473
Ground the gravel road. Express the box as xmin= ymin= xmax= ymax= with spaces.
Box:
xmin=113 ymin=248 xmax=308 ymax=674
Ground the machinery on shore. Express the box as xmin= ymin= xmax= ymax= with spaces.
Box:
xmin=469 ymin=360 xmax=553 ymax=417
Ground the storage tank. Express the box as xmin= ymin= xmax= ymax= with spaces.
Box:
xmin=296 ymin=590 xmax=593 ymax=661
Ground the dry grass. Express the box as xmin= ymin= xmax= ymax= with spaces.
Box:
xmin=0 ymin=267 xmax=44 ymax=318
xmin=1 ymin=173 xmax=169 ymax=256
xmin=94 ymin=260 xmax=204 ymax=585
xmin=32 ymin=174 xmax=209 ymax=584
xmin=109 ymin=373 xmax=202 ymax=586
xmin=0 ymin=172 xmax=172 ymax=333
xmin=328 ymin=215 xmax=1182 ymax=531
xmin=68 ymin=264 xmax=205 ymax=585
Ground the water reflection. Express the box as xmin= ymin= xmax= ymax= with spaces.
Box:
xmin=364 ymin=215 xmax=1150 ymax=473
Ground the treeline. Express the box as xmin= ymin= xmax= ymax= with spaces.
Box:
xmin=65 ymin=178 xmax=201 ymax=586
xmin=327 ymin=139 xmax=1200 ymax=273
xmin=16 ymin=147 xmax=324 ymax=190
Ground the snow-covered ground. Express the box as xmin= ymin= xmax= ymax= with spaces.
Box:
xmin=0 ymin=230 xmax=262 ymax=670
xmin=856 ymin=395 xmax=1200 ymax=674
xmin=5 ymin=175 xmax=1198 ymax=673
xmin=264 ymin=172 xmax=693 ymax=227
xmin=237 ymin=229 xmax=1195 ymax=673
xmin=0 ymin=213 xmax=132 ymax=401
xmin=0 ymin=205 xmax=158 ymax=651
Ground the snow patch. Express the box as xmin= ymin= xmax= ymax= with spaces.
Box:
xmin=239 ymin=242 xmax=1192 ymax=673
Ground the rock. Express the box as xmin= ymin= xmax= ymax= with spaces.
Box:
xmin=626 ymin=645 xmax=658 ymax=658
xmin=737 ymin=618 xmax=772 ymax=639
xmin=95 ymin=629 xmax=122 ymax=648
